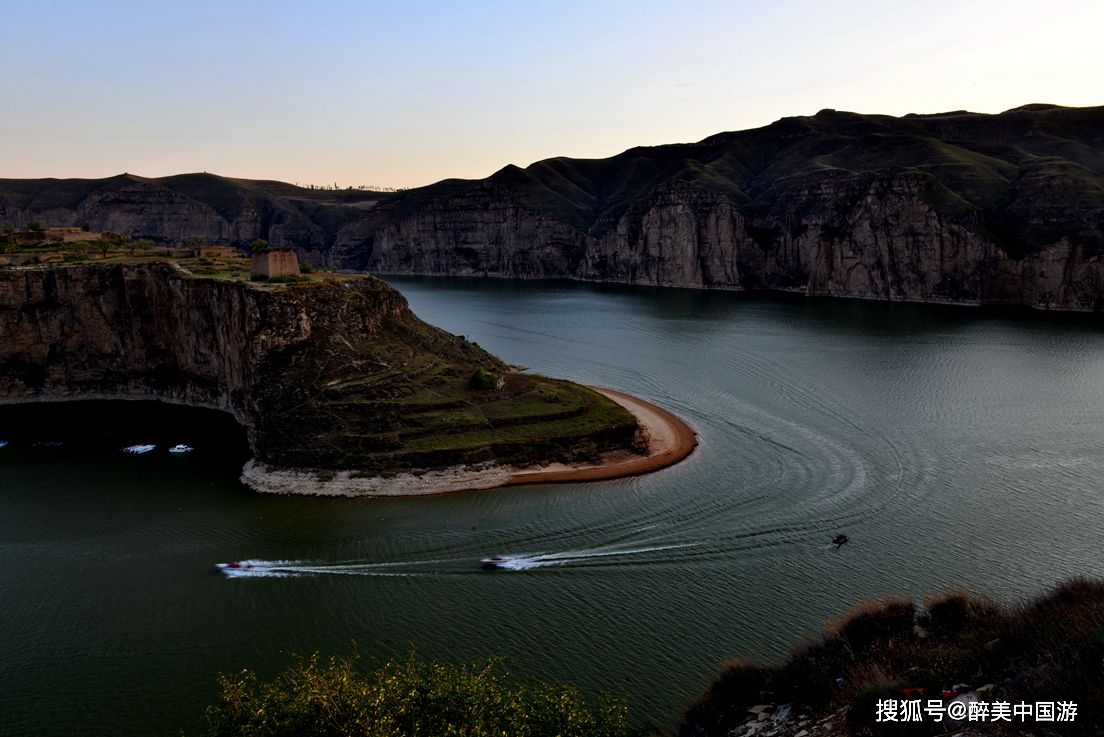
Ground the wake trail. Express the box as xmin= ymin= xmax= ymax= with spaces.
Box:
xmin=217 ymin=543 xmax=698 ymax=578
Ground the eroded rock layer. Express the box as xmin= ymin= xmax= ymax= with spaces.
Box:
xmin=342 ymin=104 xmax=1104 ymax=309
xmin=4 ymin=105 xmax=1103 ymax=308
xmin=0 ymin=264 xmax=638 ymax=471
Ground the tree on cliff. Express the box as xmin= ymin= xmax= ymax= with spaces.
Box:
xmin=249 ymin=239 xmax=269 ymax=253
xmin=128 ymin=238 xmax=155 ymax=256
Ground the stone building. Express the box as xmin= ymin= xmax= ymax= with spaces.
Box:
xmin=250 ymin=248 xmax=301 ymax=279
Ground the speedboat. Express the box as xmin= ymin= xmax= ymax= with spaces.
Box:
xmin=480 ymin=555 xmax=511 ymax=570
xmin=168 ymin=444 xmax=194 ymax=454
xmin=832 ymin=533 xmax=849 ymax=546
xmin=216 ymin=561 xmax=252 ymax=570
xmin=122 ymin=444 xmax=156 ymax=454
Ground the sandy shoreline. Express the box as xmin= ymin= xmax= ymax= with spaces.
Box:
xmin=241 ymin=386 xmax=697 ymax=497
xmin=506 ymin=386 xmax=697 ymax=486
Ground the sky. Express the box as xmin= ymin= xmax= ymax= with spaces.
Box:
xmin=2 ymin=0 xmax=1101 ymax=190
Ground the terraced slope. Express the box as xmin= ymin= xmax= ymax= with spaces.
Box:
xmin=0 ymin=262 xmax=639 ymax=475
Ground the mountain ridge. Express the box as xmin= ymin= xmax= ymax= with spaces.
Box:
xmin=4 ymin=103 xmax=1103 ymax=308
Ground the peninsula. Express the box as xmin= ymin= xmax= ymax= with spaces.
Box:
xmin=0 ymin=255 xmax=694 ymax=494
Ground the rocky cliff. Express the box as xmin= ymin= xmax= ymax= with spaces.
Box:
xmin=6 ymin=104 xmax=1102 ymax=309
xmin=340 ymin=104 xmax=1104 ymax=310
xmin=0 ymin=263 xmax=637 ymax=474
xmin=0 ymin=174 xmax=383 ymax=261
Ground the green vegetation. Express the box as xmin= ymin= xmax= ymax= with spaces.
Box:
xmin=680 ymin=578 xmax=1104 ymax=736
xmin=468 ymin=367 xmax=497 ymax=390
xmin=25 ymin=220 xmax=43 ymax=232
xmin=254 ymin=293 xmax=639 ymax=471
xmin=0 ymin=254 xmax=639 ymax=472
xmin=203 ymin=651 xmax=632 ymax=737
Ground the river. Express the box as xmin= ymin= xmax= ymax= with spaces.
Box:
xmin=3 ymin=277 xmax=1104 ymax=735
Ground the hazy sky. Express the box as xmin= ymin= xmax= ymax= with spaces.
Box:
xmin=2 ymin=0 xmax=1100 ymax=189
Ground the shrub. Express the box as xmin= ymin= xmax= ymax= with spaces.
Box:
xmin=680 ymin=659 xmax=770 ymax=735
xmin=469 ymin=367 xmax=497 ymax=390
xmin=829 ymin=595 xmax=916 ymax=655
xmin=203 ymin=651 xmax=631 ymax=737
xmin=681 ymin=580 xmax=1104 ymax=737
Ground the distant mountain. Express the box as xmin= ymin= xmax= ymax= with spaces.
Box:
xmin=339 ymin=103 xmax=1104 ymax=309
xmin=4 ymin=104 xmax=1104 ymax=308
xmin=0 ymin=173 xmax=391 ymax=257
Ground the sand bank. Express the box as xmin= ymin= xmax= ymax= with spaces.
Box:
xmin=506 ymin=386 xmax=697 ymax=486
xmin=241 ymin=386 xmax=696 ymax=497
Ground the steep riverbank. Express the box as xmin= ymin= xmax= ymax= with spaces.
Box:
xmin=5 ymin=105 xmax=1104 ymax=310
xmin=0 ymin=261 xmax=641 ymax=479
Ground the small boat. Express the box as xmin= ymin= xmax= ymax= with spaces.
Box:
xmin=216 ymin=561 xmax=252 ymax=570
xmin=168 ymin=444 xmax=194 ymax=454
xmin=832 ymin=533 xmax=849 ymax=547
xmin=480 ymin=555 xmax=511 ymax=570
xmin=122 ymin=444 xmax=156 ymax=454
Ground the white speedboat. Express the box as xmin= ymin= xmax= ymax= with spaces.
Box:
xmin=168 ymin=444 xmax=194 ymax=454
xmin=122 ymin=444 xmax=156 ymax=454
xmin=480 ymin=555 xmax=511 ymax=570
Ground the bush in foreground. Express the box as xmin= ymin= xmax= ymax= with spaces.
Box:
xmin=680 ymin=578 xmax=1104 ymax=736
xmin=204 ymin=651 xmax=632 ymax=737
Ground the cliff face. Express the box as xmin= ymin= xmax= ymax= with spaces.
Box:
xmin=0 ymin=263 xmax=408 ymax=459
xmin=6 ymin=105 xmax=1102 ymax=309
xmin=338 ymin=104 xmax=1104 ymax=310
xmin=0 ymin=174 xmax=381 ymax=259
xmin=0 ymin=263 xmax=637 ymax=473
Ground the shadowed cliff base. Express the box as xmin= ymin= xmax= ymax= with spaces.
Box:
xmin=0 ymin=262 xmax=668 ymax=490
xmin=0 ymin=399 xmax=249 ymax=465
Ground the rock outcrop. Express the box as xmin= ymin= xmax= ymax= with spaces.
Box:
xmin=5 ymin=105 xmax=1102 ymax=309
xmin=0 ymin=263 xmax=396 ymax=459
xmin=0 ymin=174 xmax=378 ymax=261
xmin=0 ymin=263 xmax=638 ymax=477
xmin=340 ymin=104 xmax=1104 ymax=310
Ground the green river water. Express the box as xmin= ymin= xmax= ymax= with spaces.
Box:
xmin=3 ymin=277 xmax=1104 ymax=735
